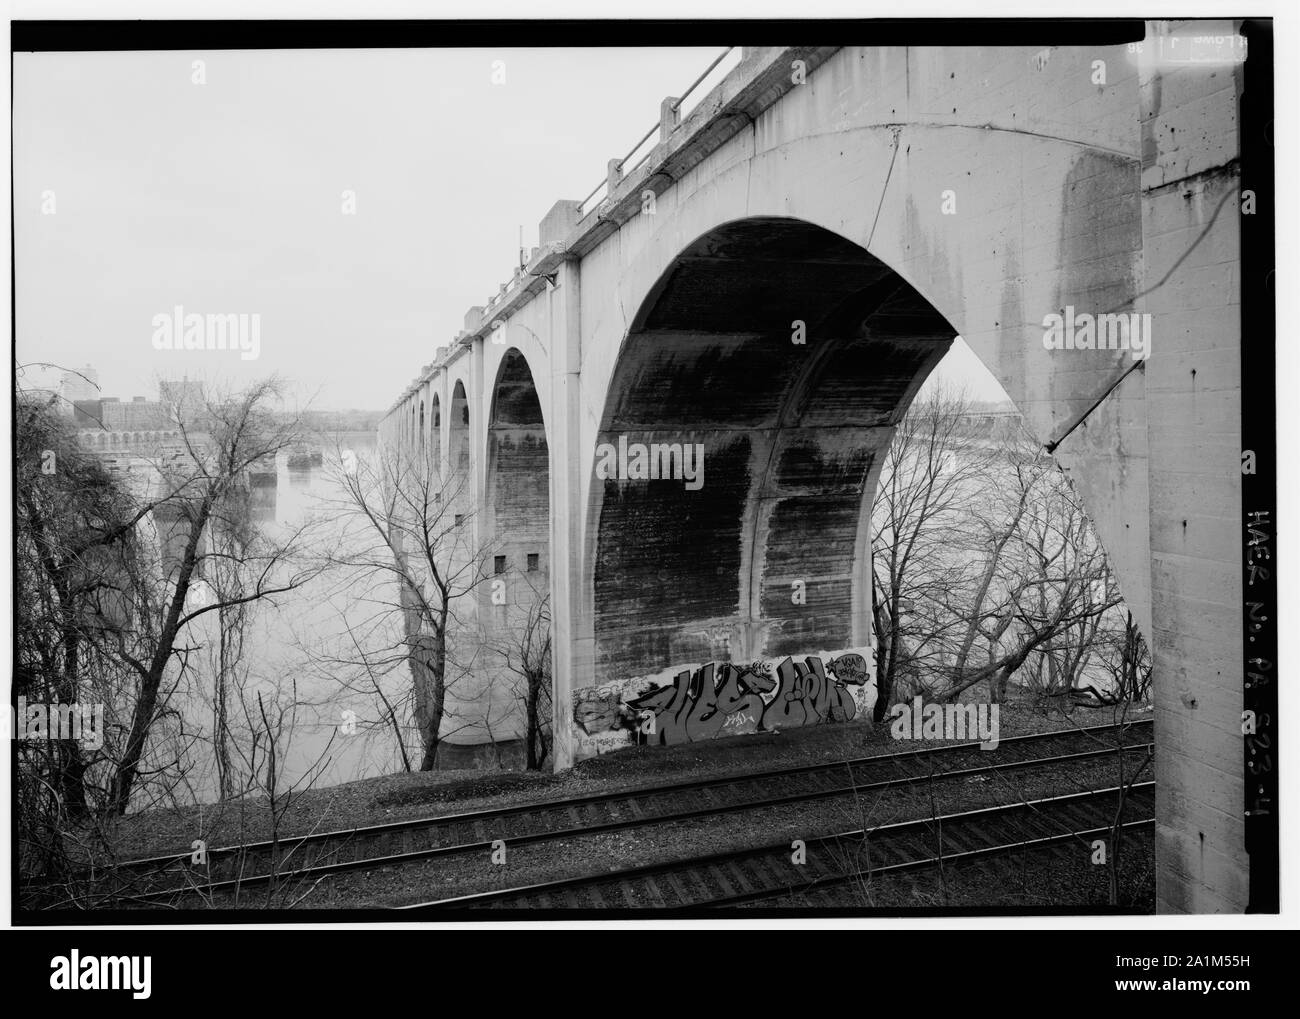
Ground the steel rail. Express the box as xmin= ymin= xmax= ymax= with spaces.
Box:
xmin=112 ymin=734 xmax=1152 ymax=904
xmin=698 ymin=818 xmax=1158 ymax=908
xmin=113 ymin=718 xmax=1152 ymax=873
xmin=400 ymin=782 xmax=1156 ymax=910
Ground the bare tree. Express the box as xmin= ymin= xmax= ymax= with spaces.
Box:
xmin=315 ymin=439 xmax=495 ymax=771
xmin=204 ymin=483 xmax=255 ymax=801
xmin=933 ymin=442 xmax=1122 ymax=704
xmin=1065 ymin=609 xmax=1153 ymax=708
xmin=487 ymin=577 xmax=553 ymax=771
xmin=154 ymin=671 xmax=340 ymax=911
xmin=15 ymin=372 xmax=322 ymax=830
xmin=102 ymin=378 xmax=322 ymax=814
xmin=16 ymin=387 xmax=133 ymax=820
xmin=872 ymin=386 xmax=1129 ymax=711
xmin=870 ymin=384 xmax=998 ymax=718
xmin=297 ymin=603 xmax=415 ymax=773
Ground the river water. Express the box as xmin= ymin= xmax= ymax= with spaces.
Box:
xmin=180 ymin=431 xmax=408 ymax=803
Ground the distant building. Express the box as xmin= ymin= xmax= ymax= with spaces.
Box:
xmin=60 ymin=364 xmax=100 ymax=405
xmin=102 ymin=397 xmax=170 ymax=431
xmin=159 ymin=378 xmax=204 ymax=425
xmin=954 ymin=407 xmax=1025 ymax=448
xmin=72 ymin=399 xmax=104 ymax=428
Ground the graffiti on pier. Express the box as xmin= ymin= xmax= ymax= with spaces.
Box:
xmin=616 ymin=652 xmax=873 ymax=748
xmin=627 ymin=662 xmax=773 ymax=745
xmin=760 ymin=655 xmax=862 ymax=731
xmin=574 ymin=688 xmax=622 ymax=736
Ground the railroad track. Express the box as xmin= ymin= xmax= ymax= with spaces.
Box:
xmin=84 ymin=719 xmax=1152 ymax=906
xmin=400 ymin=783 xmax=1157 ymax=910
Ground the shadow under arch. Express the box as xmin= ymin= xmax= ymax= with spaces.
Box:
xmin=588 ymin=216 xmax=963 ymax=678
xmin=429 ymin=392 xmax=442 ymax=474
xmin=486 ymin=348 xmax=551 ymax=578
xmin=482 ymin=347 xmax=552 ymax=765
xmin=448 ymin=379 xmax=471 ymax=475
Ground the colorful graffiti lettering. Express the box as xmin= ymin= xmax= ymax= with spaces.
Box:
xmin=622 ymin=653 xmax=871 ymax=746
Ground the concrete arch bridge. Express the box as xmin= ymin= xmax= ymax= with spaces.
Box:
xmin=382 ymin=34 xmax=1256 ymax=912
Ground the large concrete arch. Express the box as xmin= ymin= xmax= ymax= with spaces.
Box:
xmin=483 ymin=348 xmax=553 ymax=719
xmin=588 ymin=217 xmax=957 ymax=677
xmin=567 ymin=117 xmax=1151 ymax=661
xmin=434 ymin=349 xmax=556 ymax=767
xmin=486 ymin=347 xmax=551 ymax=587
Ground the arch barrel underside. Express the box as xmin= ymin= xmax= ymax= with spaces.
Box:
xmin=594 ymin=219 xmax=953 ymax=676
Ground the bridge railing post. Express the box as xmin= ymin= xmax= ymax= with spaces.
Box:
xmin=605 ymin=158 xmax=623 ymax=202
xmin=659 ymin=96 xmax=680 ymax=143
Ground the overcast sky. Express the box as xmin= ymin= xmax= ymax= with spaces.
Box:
xmin=14 ymin=46 xmax=1006 ymax=411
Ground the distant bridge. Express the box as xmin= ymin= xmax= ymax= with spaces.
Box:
xmin=77 ymin=428 xmax=184 ymax=453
